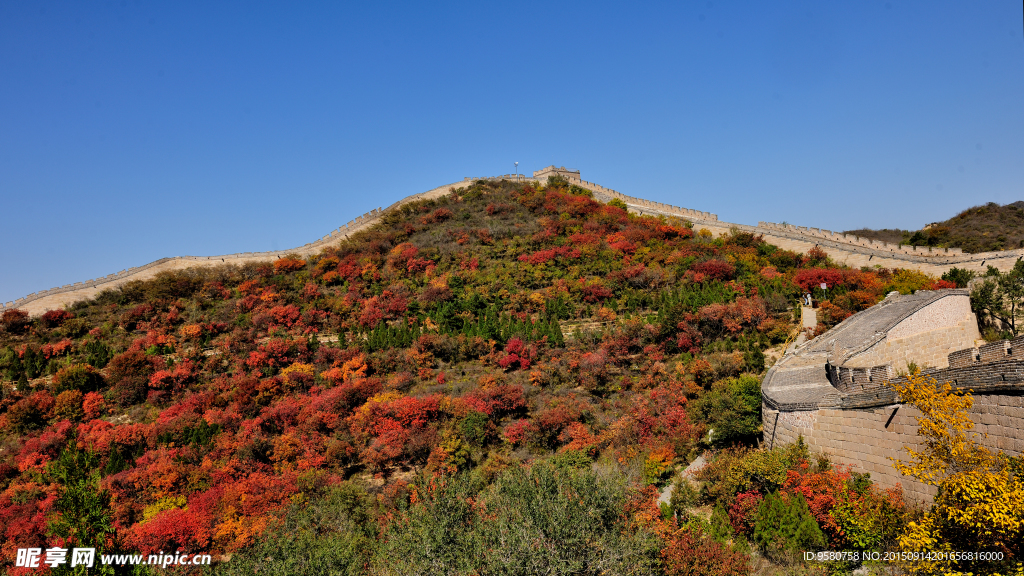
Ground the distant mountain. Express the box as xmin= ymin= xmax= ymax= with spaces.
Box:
xmin=844 ymin=201 xmax=1024 ymax=253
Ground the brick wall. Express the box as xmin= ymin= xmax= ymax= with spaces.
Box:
xmin=848 ymin=319 xmax=981 ymax=371
xmin=768 ymin=332 xmax=1024 ymax=503
xmin=764 ymin=392 xmax=1024 ymax=503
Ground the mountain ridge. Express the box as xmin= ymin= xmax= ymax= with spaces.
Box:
xmin=6 ymin=167 xmax=1021 ymax=316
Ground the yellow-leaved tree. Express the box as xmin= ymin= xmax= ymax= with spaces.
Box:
xmin=888 ymin=369 xmax=1024 ymax=576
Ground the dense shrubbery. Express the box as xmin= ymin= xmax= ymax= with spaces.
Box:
xmin=689 ymin=375 xmax=761 ymax=447
xmin=679 ymin=440 xmax=908 ymax=571
xmin=752 ymin=492 xmax=825 ymax=562
xmin=0 ymin=178 xmax=969 ymax=575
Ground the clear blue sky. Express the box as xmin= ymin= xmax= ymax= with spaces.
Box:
xmin=2 ymin=1 xmax=1022 ymax=303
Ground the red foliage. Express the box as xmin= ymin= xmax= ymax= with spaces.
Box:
xmin=616 ymin=384 xmax=700 ymax=452
xmin=605 ymin=232 xmax=637 ymax=254
xmin=301 ymin=309 xmax=329 ymax=333
xmin=334 ymin=257 xmax=363 ymax=282
xmin=573 ymin=348 xmax=610 ymax=393
xmin=237 ymin=279 xmax=261 ymax=294
xmin=388 ymin=243 xmax=422 ymax=272
xmin=269 ymin=304 xmax=301 ymax=328
xmin=485 ymin=203 xmax=513 ymax=216
xmin=300 ymin=378 xmax=383 ymax=433
xmin=528 ymin=402 xmax=586 ymax=448
xmin=728 ymin=491 xmax=763 ymax=537
xmin=473 ymin=228 xmax=494 ymax=244
xmin=258 ymin=395 xmax=305 ymax=433
xmin=345 ymin=392 xmax=446 ymax=469
xmin=793 ymin=268 xmax=845 ymax=292
xmin=497 ymin=337 xmax=534 ymax=370
xmin=130 ymin=504 xmax=212 ymax=554
xmin=806 ymin=246 xmax=830 ymax=264
xmin=518 ymin=246 xmax=582 ymax=265
xmin=358 ymin=290 xmax=408 ymax=328
xmin=120 ymin=304 xmax=155 ymax=329
xmin=245 ymin=339 xmax=305 ymax=370
xmin=5 ymin=391 xmax=56 ymax=433
xmin=782 ymin=464 xmax=850 ymax=543
xmin=0 ymin=309 xmax=30 ymax=334
xmin=349 ymin=394 xmax=442 ymax=438
xmin=420 ymin=208 xmax=454 ymax=224
xmin=817 ymin=300 xmax=853 ymax=329
xmin=202 ymin=281 xmax=233 ymax=300
xmin=502 ymin=419 xmax=531 ymax=445
xmin=148 ymin=359 xmax=199 ymax=401
xmin=0 ymin=487 xmax=56 ymax=570
xmin=697 ymin=297 xmax=769 ymax=336
xmin=691 ymin=260 xmax=736 ymax=282
xmin=407 ymin=257 xmax=435 ymax=274
xmin=75 ymin=418 xmax=116 ymax=454
xmin=127 ymin=330 xmax=176 ymax=354
xmin=83 ymin=392 xmax=107 ymax=420
xmin=580 ymin=279 xmax=613 ymax=303
xmin=675 ymin=321 xmax=702 ymax=354
xmin=661 ymin=527 xmax=750 ymax=576
xmin=567 ymin=232 xmax=602 ymax=247
xmin=40 ymin=309 xmax=73 ymax=328
xmin=273 ymin=257 xmax=306 ymax=274
xmin=236 ymin=294 xmax=260 ymax=313
xmin=543 ymin=190 xmax=601 ymax=218
xmin=463 ymin=385 xmax=526 ymax=417
xmin=301 ymin=282 xmax=322 ymax=300
xmin=40 ymin=338 xmax=74 ymax=359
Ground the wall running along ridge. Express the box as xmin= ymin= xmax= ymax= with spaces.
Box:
xmin=5 ymin=168 xmax=1021 ymax=316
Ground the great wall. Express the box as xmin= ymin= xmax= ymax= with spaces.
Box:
xmin=3 ymin=165 xmax=1022 ymax=501
xmin=5 ymin=165 xmax=1018 ymax=317
xmin=4 ymin=165 xmax=1020 ymax=316
xmin=763 ymin=288 xmax=1024 ymax=502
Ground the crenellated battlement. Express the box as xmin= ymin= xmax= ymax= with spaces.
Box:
xmin=756 ymin=221 xmax=966 ymax=257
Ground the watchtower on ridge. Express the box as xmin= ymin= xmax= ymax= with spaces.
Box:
xmin=532 ymin=165 xmax=581 ymax=182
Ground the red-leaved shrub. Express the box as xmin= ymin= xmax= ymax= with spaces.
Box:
xmin=661 ymin=527 xmax=749 ymax=576
xmin=40 ymin=309 xmax=73 ymax=328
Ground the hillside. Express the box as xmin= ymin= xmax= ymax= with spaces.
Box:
xmin=0 ymin=178 xmax=959 ymax=574
xmin=844 ymin=200 xmax=1024 ymax=253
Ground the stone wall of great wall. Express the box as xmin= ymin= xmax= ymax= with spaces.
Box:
xmin=568 ymin=176 xmax=1021 ymax=277
xmin=764 ymin=336 xmax=1024 ymax=504
xmin=5 ymin=167 xmax=1023 ymax=317
xmin=763 ymin=393 xmax=1024 ymax=504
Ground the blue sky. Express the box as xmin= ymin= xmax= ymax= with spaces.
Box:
xmin=2 ymin=1 xmax=1022 ymax=303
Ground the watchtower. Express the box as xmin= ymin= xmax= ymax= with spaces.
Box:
xmin=532 ymin=165 xmax=581 ymax=182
